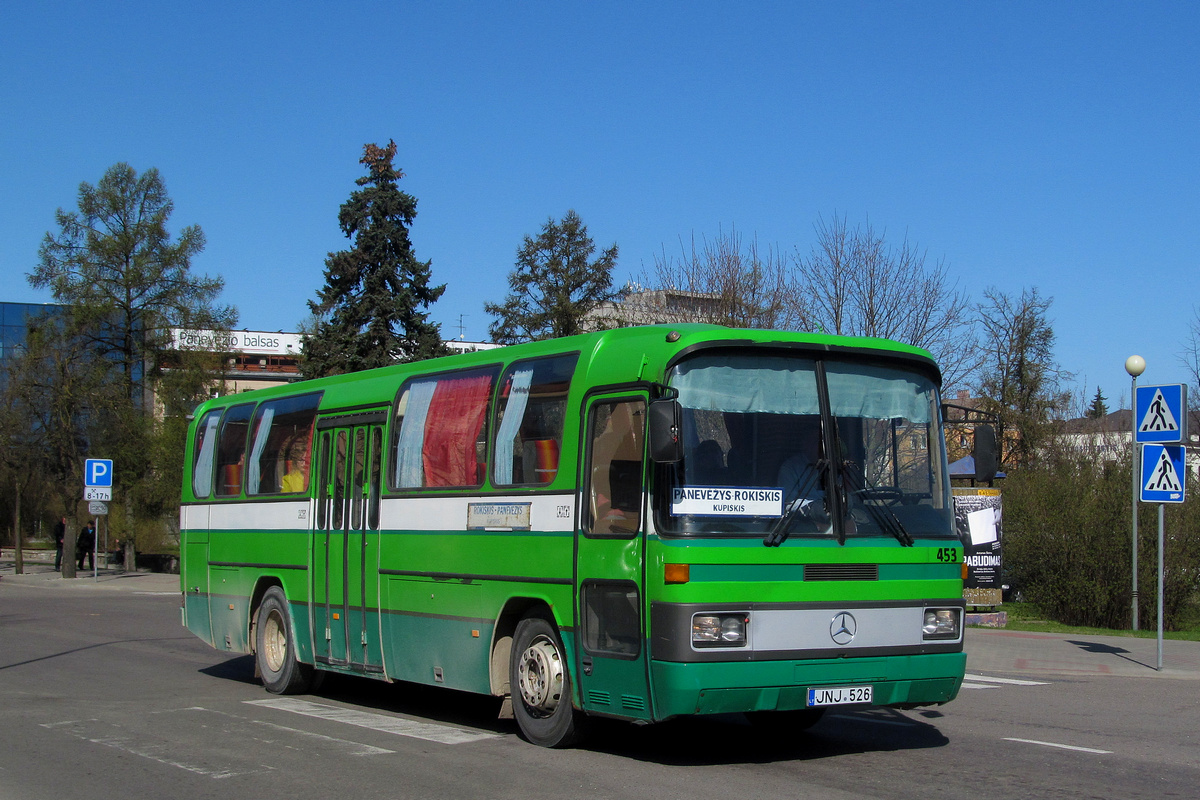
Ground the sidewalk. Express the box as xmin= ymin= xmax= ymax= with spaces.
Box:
xmin=0 ymin=551 xmax=179 ymax=593
xmin=966 ymin=626 xmax=1200 ymax=680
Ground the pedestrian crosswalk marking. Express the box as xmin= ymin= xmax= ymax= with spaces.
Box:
xmin=1138 ymin=388 xmax=1179 ymax=434
xmin=1145 ymin=448 xmax=1183 ymax=493
xmin=245 ymin=698 xmax=503 ymax=745
xmin=963 ymin=673 xmax=1049 ymax=687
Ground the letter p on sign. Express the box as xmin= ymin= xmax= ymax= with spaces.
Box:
xmin=85 ymin=459 xmax=114 ymax=488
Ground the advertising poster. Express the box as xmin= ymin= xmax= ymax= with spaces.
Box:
xmin=952 ymin=488 xmax=1002 ymax=606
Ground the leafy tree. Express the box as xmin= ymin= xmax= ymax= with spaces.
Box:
xmin=1004 ymin=444 xmax=1200 ymax=629
xmin=795 ymin=214 xmax=979 ymax=391
xmin=304 ymin=141 xmax=446 ymax=377
xmin=0 ymin=313 xmax=116 ymax=577
xmin=31 ymin=163 xmax=232 ymax=403
xmin=1086 ymin=386 xmax=1109 ymax=419
xmin=975 ymin=287 xmax=1070 ymax=467
xmin=486 ymin=210 xmax=619 ymax=344
xmin=28 ymin=162 xmax=235 ymax=566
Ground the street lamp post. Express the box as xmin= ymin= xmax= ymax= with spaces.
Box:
xmin=1125 ymin=355 xmax=1145 ymax=630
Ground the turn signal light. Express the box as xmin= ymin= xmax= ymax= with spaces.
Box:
xmin=665 ymin=563 xmax=690 ymax=584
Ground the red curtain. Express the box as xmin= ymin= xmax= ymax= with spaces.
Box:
xmin=423 ymin=374 xmax=492 ymax=486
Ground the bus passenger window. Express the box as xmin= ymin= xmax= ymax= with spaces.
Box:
xmin=392 ymin=366 xmax=498 ymax=489
xmin=214 ymin=403 xmax=254 ymax=497
xmin=245 ymin=393 xmax=321 ymax=495
xmin=191 ymin=410 xmax=222 ymax=499
xmin=493 ymin=354 xmax=578 ymax=486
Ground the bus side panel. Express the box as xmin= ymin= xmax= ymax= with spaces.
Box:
xmin=381 ymin=577 xmax=489 ymax=691
xmin=209 ymin=566 xmax=249 ymax=652
xmin=206 ymin=504 xmax=316 ymax=659
xmin=179 ymin=504 xmax=212 ymax=647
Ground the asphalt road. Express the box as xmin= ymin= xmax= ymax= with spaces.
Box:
xmin=1 ymin=575 xmax=1197 ymax=800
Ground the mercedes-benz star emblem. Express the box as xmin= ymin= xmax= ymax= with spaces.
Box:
xmin=830 ymin=612 xmax=857 ymax=645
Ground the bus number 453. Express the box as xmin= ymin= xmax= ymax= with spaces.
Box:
xmin=935 ymin=547 xmax=959 ymax=563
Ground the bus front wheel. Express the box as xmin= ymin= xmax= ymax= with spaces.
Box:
xmin=510 ymin=613 xmax=587 ymax=747
xmin=256 ymin=586 xmax=316 ymax=694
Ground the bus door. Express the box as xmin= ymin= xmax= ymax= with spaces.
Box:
xmin=313 ymin=415 xmax=386 ymax=673
xmin=574 ymin=393 xmax=653 ymax=720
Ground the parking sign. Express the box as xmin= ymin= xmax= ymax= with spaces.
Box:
xmin=85 ymin=458 xmax=114 ymax=487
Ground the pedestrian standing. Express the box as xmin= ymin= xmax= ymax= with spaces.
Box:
xmin=77 ymin=520 xmax=96 ymax=571
xmin=54 ymin=517 xmax=66 ymax=571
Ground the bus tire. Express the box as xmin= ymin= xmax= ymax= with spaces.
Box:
xmin=255 ymin=586 xmax=315 ymax=694
xmin=510 ymin=612 xmax=586 ymax=747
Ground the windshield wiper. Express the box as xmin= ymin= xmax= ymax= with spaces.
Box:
xmin=840 ymin=467 xmax=914 ymax=547
xmin=764 ymin=459 xmax=827 ymax=547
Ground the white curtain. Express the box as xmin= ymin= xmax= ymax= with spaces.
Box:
xmin=246 ymin=407 xmax=276 ymax=494
xmin=192 ymin=413 xmax=221 ymax=498
xmin=493 ymin=368 xmax=534 ymax=484
xmin=395 ymin=379 xmax=437 ymax=487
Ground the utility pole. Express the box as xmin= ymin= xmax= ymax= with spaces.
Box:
xmin=1125 ymin=355 xmax=1145 ymax=630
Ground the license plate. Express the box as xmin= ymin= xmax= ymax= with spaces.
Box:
xmin=807 ymin=685 xmax=873 ymax=707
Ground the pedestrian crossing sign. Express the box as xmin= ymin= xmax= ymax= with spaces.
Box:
xmin=1140 ymin=444 xmax=1186 ymax=503
xmin=1135 ymin=384 xmax=1187 ymax=443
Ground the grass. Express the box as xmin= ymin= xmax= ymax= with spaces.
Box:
xmin=976 ymin=600 xmax=1200 ymax=642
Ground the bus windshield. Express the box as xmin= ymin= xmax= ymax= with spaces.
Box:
xmin=657 ymin=351 xmax=953 ymax=541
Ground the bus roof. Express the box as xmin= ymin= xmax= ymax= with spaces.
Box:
xmin=190 ymin=324 xmax=940 ymax=417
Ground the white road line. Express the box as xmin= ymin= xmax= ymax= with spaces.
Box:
xmin=250 ymin=719 xmax=395 ymax=755
xmin=1004 ymin=737 xmax=1112 ymax=754
xmin=245 ymin=698 xmax=504 ymax=745
xmin=41 ymin=720 xmax=268 ymax=779
xmin=965 ymin=673 xmax=1050 ymax=686
xmin=960 ymin=682 xmax=1000 ymax=690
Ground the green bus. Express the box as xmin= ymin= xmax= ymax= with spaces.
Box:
xmin=180 ymin=324 xmax=980 ymax=747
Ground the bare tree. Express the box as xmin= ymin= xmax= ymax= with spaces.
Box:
xmin=795 ymin=214 xmax=979 ymax=390
xmin=1180 ymin=306 xmax=1200 ymax=437
xmin=633 ymin=226 xmax=800 ymax=330
xmin=975 ymin=287 xmax=1071 ymax=467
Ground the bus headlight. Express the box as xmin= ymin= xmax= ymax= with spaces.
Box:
xmin=922 ymin=608 xmax=961 ymax=640
xmin=692 ymin=613 xmax=749 ymax=647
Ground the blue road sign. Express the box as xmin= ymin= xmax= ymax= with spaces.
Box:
xmin=84 ymin=458 xmax=114 ymax=488
xmin=1135 ymin=384 xmax=1187 ymax=443
xmin=1140 ymin=444 xmax=1186 ymax=504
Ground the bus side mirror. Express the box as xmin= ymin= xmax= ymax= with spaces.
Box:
xmin=973 ymin=425 xmax=998 ymax=482
xmin=648 ymin=399 xmax=683 ymax=463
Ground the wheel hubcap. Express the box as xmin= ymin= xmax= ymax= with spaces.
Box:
xmin=263 ymin=609 xmax=287 ymax=673
xmin=517 ymin=635 xmax=564 ymax=714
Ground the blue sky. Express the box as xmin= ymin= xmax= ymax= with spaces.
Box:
xmin=3 ymin=2 xmax=1197 ymax=408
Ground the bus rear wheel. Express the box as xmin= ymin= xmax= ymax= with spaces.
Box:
xmin=256 ymin=586 xmax=316 ymax=694
xmin=510 ymin=612 xmax=587 ymax=747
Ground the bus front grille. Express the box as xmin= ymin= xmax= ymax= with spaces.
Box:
xmin=803 ymin=563 xmax=879 ymax=581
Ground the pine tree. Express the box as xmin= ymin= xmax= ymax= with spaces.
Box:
xmin=1086 ymin=386 xmax=1108 ymax=419
xmin=485 ymin=210 xmax=619 ymax=344
xmin=303 ymin=141 xmax=446 ymax=377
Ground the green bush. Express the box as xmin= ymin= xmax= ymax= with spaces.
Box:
xmin=1003 ymin=448 xmax=1200 ymax=631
